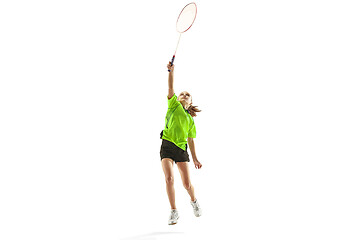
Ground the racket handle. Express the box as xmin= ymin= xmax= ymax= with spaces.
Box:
xmin=168 ymin=55 xmax=175 ymax=72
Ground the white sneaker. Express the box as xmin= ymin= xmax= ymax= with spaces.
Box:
xmin=190 ymin=199 xmax=202 ymax=217
xmin=168 ymin=209 xmax=179 ymax=225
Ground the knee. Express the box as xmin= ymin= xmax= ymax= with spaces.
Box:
xmin=183 ymin=182 xmax=192 ymax=190
xmin=165 ymin=176 xmax=174 ymax=185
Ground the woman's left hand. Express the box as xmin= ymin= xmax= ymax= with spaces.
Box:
xmin=194 ymin=160 xmax=202 ymax=169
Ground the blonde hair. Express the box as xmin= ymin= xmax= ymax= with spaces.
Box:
xmin=187 ymin=94 xmax=201 ymax=117
xmin=178 ymin=91 xmax=201 ymax=117
xmin=188 ymin=104 xmax=201 ymax=117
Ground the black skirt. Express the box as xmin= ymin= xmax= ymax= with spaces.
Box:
xmin=160 ymin=139 xmax=190 ymax=164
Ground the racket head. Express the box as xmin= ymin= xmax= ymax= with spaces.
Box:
xmin=176 ymin=2 xmax=197 ymax=33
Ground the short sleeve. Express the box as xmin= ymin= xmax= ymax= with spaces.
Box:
xmin=168 ymin=94 xmax=179 ymax=108
xmin=188 ymin=120 xmax=196 ymax=138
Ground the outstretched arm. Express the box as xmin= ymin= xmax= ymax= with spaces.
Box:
xmin=167 ymin=62 xmax=175 ymax=99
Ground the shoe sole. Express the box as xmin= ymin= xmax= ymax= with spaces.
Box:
xmin=168 ymin=217 xmax=179 ymax=225
xmin=194 ymin=210 xmax=202 ymax=217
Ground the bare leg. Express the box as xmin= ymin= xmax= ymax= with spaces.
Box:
xmin=177 ymin=162 xmax=196 ymax=202
xmin=161 ymin=158 xmax=176 ymax=209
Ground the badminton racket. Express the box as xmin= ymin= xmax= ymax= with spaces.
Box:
xmin=168 ymin=2 xmax=197 ymax=72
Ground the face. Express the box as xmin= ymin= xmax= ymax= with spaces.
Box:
xmin=178 ymin=91 xmax=192 ymax=105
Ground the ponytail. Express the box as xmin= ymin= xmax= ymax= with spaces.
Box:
xmin=188 ymin=105 xmax=201 ymax=117
xmin=178 ymin=91 xmax=201 ymax=117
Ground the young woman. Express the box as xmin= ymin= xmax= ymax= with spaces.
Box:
xmin=159 ymin=62 xmax=203 ymax=225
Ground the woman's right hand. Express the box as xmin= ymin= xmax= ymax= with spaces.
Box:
xmin=167 ymin=61 xmax=174 ymax=72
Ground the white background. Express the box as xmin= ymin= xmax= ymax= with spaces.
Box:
xmin=1 ymin=0 xmax=359 ymax=240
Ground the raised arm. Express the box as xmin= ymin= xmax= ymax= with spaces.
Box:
xmin=167 ymin=62 xmax=175 ymax=99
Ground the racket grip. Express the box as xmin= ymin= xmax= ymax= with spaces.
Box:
xmin=168 ymin=55 xmax=175 ymax=72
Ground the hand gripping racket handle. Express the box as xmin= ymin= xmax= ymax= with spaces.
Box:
xmin=168 ymin=55 xmax=175 ymax=72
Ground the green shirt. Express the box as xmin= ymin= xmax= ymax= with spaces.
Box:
xmin=161 ymin=94 xmax=196 ymax=151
